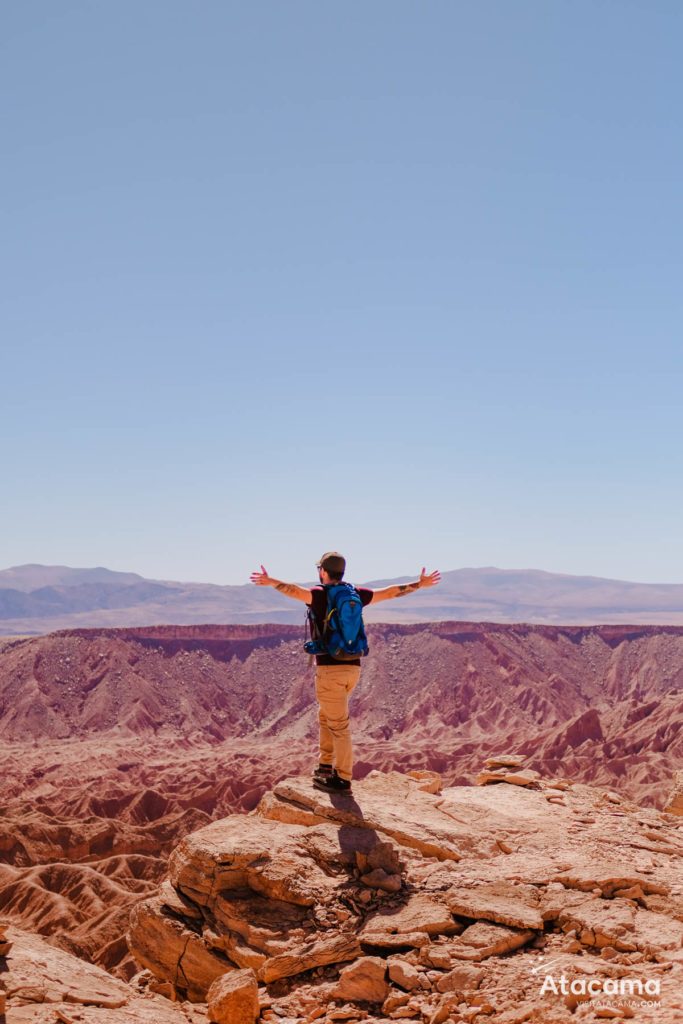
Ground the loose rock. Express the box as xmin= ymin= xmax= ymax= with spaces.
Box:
xmin=387 ymin=958 xmax=421 ymax=991
xmin=332 ymin=956 xmax=389 ymax=1003
xmin=435 ymin=963 xmax=485 ymax=994
xmin=452 ymin=922 xmax=536 ymax=960
xmin=476 ymin=769 xmax=540 ymax=787
xmin=484 ymin=755 xmax=525 ymax=769
xmin=206 ymin=968 xmax=259 ymax=1024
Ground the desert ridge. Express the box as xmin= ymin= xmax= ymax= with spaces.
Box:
xmin=5 ymin=564 xmax=683 ymax=633
xmin=1 ymin=766 xmax=682 ymax=1022
xmin=0 ymin=622 xmax=682 ymax=808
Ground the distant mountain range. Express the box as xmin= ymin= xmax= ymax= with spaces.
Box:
xmin=1 ymin=563 xmax=683 ymax=635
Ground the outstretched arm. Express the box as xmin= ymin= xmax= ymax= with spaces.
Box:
xmin=369 ymin=567 xmax=441 ymax=605
xmin=250 ymin=565 xmax=313 ymax=604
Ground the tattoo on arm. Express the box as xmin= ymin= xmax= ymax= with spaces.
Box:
xmin=275 ymin=583 xmax=299 ymax=596
xmin=396 ymin=582 xmax=421 ymax=598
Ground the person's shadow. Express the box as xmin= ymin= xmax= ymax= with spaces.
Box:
xmin=310 ymin=784 xmax=412 ymax=923
xmin=332 ymin=811 xmax=412 ymax=926
xmin=321 ymin=790 xmax=364 ymax=817
xmin=315 ymin=788 xmax=382 ymax=865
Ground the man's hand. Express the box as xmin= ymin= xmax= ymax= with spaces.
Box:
xmin=250 ymin=565 xmax=272 ymax=586
xmin=370 ymin=567 xmax=441 ymax=604
xmin=419 ymin=567 xmax=441 ymax=588
xmin=249 ymin=566 xmax=312 ymax=603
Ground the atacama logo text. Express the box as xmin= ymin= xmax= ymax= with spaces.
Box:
xmin=539 ymin=973 xmax=661 ymax=1000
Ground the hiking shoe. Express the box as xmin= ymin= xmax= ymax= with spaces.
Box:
xmin=313 ymin=763 xmax=333 ymax=781
xmin=313 ymin=770 xmax=352 ymax=793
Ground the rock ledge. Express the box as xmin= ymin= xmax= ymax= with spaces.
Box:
xmin=125 ymin=768 xmax=683 ymax=1023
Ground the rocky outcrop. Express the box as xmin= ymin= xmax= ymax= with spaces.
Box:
xmin=127 ymin=769 xmax=683 ymax=1023
xmin=0 ymin=924 xmax=208 ymax=1022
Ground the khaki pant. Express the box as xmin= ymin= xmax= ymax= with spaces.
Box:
xmin=315 ymin=663 xmax=361 ymax=782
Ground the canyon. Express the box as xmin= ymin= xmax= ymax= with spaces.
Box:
xmin=0 ymin=620 xmax=681 ymax=1021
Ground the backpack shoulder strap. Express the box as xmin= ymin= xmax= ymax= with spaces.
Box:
xmin=322 ymin=583 xmax=340 ymax=628
xmin=306 ymin=585 xmax=328 ymax=641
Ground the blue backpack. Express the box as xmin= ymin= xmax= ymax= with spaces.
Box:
xmin=305 ymin=583 xmax=369 ymax=660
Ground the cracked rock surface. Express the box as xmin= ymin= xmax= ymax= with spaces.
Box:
xmin=126 ymin=768 xmax=683 ymax=1023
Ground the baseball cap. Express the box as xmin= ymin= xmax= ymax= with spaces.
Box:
xmin=317 ymin=551 xmax=346 ymax=575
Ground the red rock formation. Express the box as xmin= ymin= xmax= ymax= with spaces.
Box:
xmin=126 ymin=770 xmax=683 ymax=1021
xmin=1 ymin=622 xmax=682 ymax=805
xmin=0 ymin=621 xmax=681 ymax=986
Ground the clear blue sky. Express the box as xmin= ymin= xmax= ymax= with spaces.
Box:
xmin=2 ymin=1 xmax=682 ymax=586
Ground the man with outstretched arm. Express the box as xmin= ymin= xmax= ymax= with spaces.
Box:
xmin=250 ymin=552 xmax=440 ymax=794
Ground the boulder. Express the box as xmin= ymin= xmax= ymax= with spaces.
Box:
xmin=484 ymin=755 xmax=526 ymax=769
xmin=452 ymin=921 xmax=536 ymax=960
xmin=435 ymin=963 xmax=485 ymax=994
xmin=128 ymin=808 xmax=366 ymax=998
xmin=429 ymin=992 xmax=462 ymax=1024
xmin=445 ymin=881 xmax=544 ymax=930
xmin=331 ymin=956 xmax=389 ymax=1003
xmin=387 ymin=958 xmax=422 ymax=991
xmin=259 ymin=934 xmax=361 ymax=983
xmin=366 ymin=839 xmax=403 ymax=875
xmin=361 ymin=894 xmax=457 ymax=937
xmin=419 ymin=944 xmax=452 ymax=969
xmin=0 ymin=921 xmax=13 ymax=959
xmin=383 ymin=990 xmax=411 ymax=1013
xmin=168 ymin=816 xmax=334 ymax=908
xmin=206 ymin=969 xmax=259 ymax=1024
xmin=476 ymin=768 xmax=540 ymax=787
xmin=360 ymin=867 xmax=402 ymax=892
xmin=127 ymin=894 xmax=231 ymax=1001
xmin=407 ymin=769 xmax=442 ymax=793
